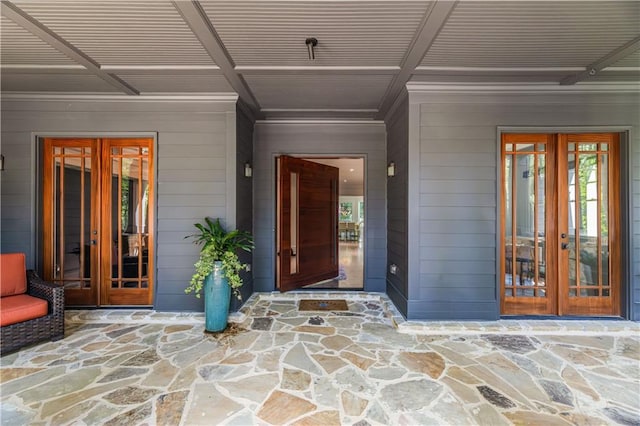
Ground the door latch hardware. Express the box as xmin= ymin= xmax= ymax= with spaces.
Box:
xmin=561 ymin=242 xmax=569 ymax=250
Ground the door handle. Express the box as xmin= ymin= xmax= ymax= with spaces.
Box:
xmin=90 ymin=239 xmax=97 ymax=245
xmin=561 ymin=242 xmax=569 ymax=250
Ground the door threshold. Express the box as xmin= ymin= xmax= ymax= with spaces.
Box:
xmin=501 ymin=315 xmax=625 ymax=321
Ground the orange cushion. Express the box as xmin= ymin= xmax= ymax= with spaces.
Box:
xmin=0 ymin=253 xmax=27 ymax=297
xmin=0 ymin=294 xmax=48 ymax=327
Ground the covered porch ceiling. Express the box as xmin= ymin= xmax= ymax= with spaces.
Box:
xmin=1 ymin=0 xmax=639 ymax=121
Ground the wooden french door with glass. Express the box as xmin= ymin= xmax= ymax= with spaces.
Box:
xmin=501 ymin=133 xmax=620 ymax=316
xmin=43 ymin=138 xmax=154 ymax=306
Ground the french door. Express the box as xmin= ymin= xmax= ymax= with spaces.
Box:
xmin=43 ymin=138 xmax=154 ymax=306
xmin=501 ymin=133 xmax=620 ymax=316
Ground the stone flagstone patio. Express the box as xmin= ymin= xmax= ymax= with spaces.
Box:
xmin=1 ymin=292 xmax=639 ymax=425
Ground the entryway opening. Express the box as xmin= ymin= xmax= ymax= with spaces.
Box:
xmin=275 ymin=156 xmax=364 ymax=291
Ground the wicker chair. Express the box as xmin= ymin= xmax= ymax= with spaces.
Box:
xmin=1 ymin=258 xmax=65 ymax=354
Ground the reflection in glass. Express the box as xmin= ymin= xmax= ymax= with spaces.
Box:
xmin=504 ymin=155 xmax=513 ymax=296
xmin=54 ymin=147 xmax=93 ymax=289
xmin=601 ymin=154 xmax=609 ymax=288
xmin=568 ymin=142 xmax=611 ymax=298
xmin=110 ymin=146 xmax=150 ymax=288
xmin=504 ymin=144 xmax=546 ymax=299
xmin=568 ymin=152 xmax=577 ymax=288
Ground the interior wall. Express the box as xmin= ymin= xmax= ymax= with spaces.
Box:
xmin=252 ymin=121 xmax=387 ymax=293
xmin=0 ymin=96 xmax=238 ymax=311
xmin=410 ymin=89 xmax=639 ymax=320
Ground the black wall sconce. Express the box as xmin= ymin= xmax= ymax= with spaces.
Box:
xmin=244 ymin=162 xmax=252 ymax=178
xmin=0 ymin=154 xmax=4 ymax=171
xmin=305 ymin=37 xmax=318 ymax=60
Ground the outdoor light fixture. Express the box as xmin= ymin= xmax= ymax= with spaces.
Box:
xmin=305 ymin=37 xmax=318 ymax=60
xmin=244 ymin=162 xmax=252 ymax=178
xmin=387 ymin=161 xmax=395 ymax=177
xmin=0 ymin=154 xmax=4 ymax=171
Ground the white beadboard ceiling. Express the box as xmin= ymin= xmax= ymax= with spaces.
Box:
xmin=0 ymin=16 xmax=76 ymax=65
xmin=11 ymin=1 xmax=216 ymax=66
xmin=200 ymin=0 xmax=432 ymax=67
xmin=1 ymin=0 xmax=638 ymax=120
xmin=421 ymin=1 xmax=640 ymax=68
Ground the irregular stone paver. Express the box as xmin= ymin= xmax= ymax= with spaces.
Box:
xmin=341 ymin=390 xmax=369 ymax=416
xmin=257 ymin=390 xmax=317 ymax=424
xmin=155 ymin=391 xmax=188 ymax=425
xmin=398 ymin=351 xmax=445 ymax=379
xmin=1 ymin=293 xmax=638 ymax=425
xmin=477 ymin=385 xmax=516 ymax=408
xmin=381 ymin=379 xmax=442 ymax=411
xmin=292 ymin=410 xmax=341 ymax=426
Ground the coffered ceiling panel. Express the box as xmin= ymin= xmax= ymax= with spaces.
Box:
xmin=1 ymin=73 xmax=121 ymax=92
xmin=11 ymin=1 xmax=215 ymax=66
xmin=0 ymin=15 xmax=76 ymax=65
xmin=421 ymin=1 xmax=640 ymax=68
xmin=244 ymin=74 xmax=392 ymax=109
xmin=200 ymin=0 xmax=432 ymax=66
xmin=118 ymin=74 xmax=234 ymax=93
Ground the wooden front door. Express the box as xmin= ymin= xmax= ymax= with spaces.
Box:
xmin=501 ymin=133 xmax=620 ymax=316
xmin=43 ymin=138 xmax=154 ymax=306
xmin=276 ymin=156 xmax=339 ymax=291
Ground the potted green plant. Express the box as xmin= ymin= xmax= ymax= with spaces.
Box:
xmin=185 ymin=217 xmax=253 ymax=332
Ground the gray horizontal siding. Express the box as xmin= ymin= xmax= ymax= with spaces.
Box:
xmin=253 ymin=121 xmax=387 ymax=293
xmin=411 ymin=90 xmax=639 ymax=321
xmin=386 ymin=96 xmax=409 ymax=315
xmin=235 ymin=104 xmax=254 ymax=306
xmin=0 ymin=97 xmax=236 ymax=311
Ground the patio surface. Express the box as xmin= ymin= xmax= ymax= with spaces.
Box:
xmin=1 ymin=292 xmax=639 ymax=425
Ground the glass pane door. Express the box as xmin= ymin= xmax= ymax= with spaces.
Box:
xmin=501 ymin=134 xmax=555 ymax=315
xmin=102 ymin=139 xmax=154 ymax=306
xmin=44 ymin=139 xmax=99 ymax=306
xmin=559 ymin=134 xmax=620 ymax=316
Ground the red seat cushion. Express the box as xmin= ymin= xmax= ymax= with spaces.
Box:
xmin=0 ymin=294 xmax=48 ymax=327
xmin=1 ymin=253 xmax=27 ymax=297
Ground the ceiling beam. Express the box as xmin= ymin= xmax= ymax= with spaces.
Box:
xmin=1 ymin=1 xmax=139 ymax=95
xmin=560 ymin=36 xmax=640 ymax=85
xmin=236 ymin=66 xmax=400 ymax=76
xmin=375 ymin=0 xmax=458 ymax=120
xmin=172 ymin=0 xmax=261 ymax=114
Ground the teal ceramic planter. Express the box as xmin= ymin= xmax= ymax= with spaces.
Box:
xmin=203 ymin=262 xmax=230 ymax=332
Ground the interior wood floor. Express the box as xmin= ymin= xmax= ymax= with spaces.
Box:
xmin=304 ymin=241 xmax=364 ymax=289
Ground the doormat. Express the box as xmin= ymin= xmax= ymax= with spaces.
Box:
xmin=298 ymin=299 xmax=349 ymax=311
